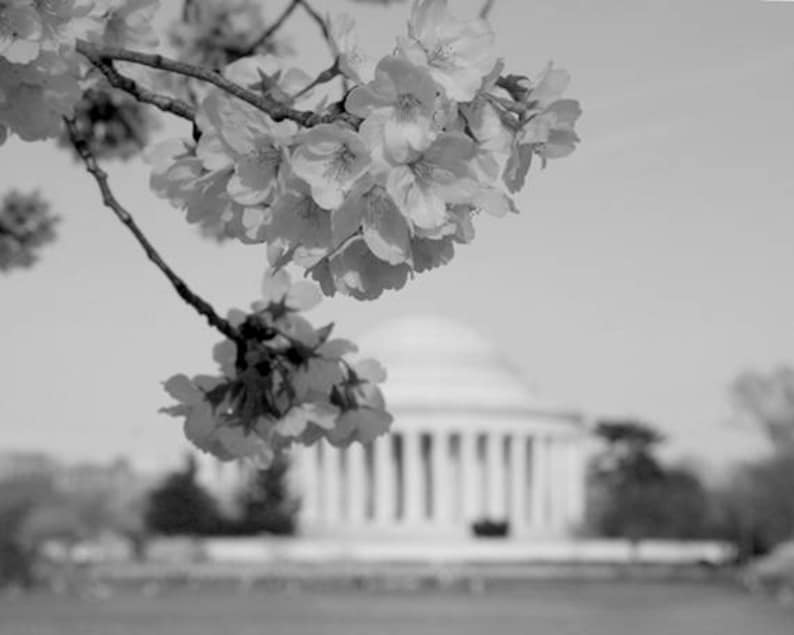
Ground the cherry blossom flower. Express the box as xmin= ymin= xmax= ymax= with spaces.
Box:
xmin=290 ymin=124 xmax=371 ymax=210
xmin=59 ymin=85 xmax=159 ymax=161
xmin=329 ymin=13 xmax=374 ymax=85
xmin=161 ymin=374 xmax=238 ymax=461
xmin=162 ymin=270 xmax=393 ymax=463
xmin=333 ymin=178 xmax=411 ymax=265
xmin=198 ymin=90 xmax=297 ymax=207
xmin=317 ymin=236 xmax=412 ymax=300
xmin=385 ymin=131 xmax=478 ymax=230
xmin=257 ymin=267 xmax=323 ymax=313
xmin=0 ymin=0 xmax=42 ymax=63
xmin=94 ymin=0 xmax=159 ymax=49
xmin=0 ymin=52 xmax=81 ymax=141
xmin=223 ymin=54 xmax=313 ymax=106
xmin=522 ymin=97 xmax=582 ymax=161
xmin=398 ymin=0 xmax=495 ymax=102
xmin=503 ymin=63 xmax=582 ymax=189
xmin=347 ymin=55 xmax=441 ymax=161
xmin=0 ymin=189 xmax=58 ymax=271
xmin=147 ymin=136 xmax=263 ymax=242
xmin=265 ymin=178 xmax=334 ymax=262
xmin=33 ymin=0 xmax=101 ymax=53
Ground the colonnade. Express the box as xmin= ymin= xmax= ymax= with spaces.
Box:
xmin=296 ymin=428 xmax=586 ymax=537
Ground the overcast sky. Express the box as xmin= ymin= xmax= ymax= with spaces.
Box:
xmin=1 ymin=0 xmax=793 ymax=472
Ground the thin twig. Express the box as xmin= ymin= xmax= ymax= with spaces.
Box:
xmin=64 ymin=118 xmax=240 ymax=343
xmin=293 ymin=58 xmax=340 ymax=100
xmin=480 ymin=0 xmax=496 ymax=19
xmin=85 ymin=55 xmax=196 ymax=122
xmin=182 ymin=0 xmax=195 ymax=22
xmin=298 ymin=0 xmax=335 ymax=54
xmin=297 ymin=0 xmax=345 ymax=91
xmin=241 ymin=0 xmax=301 ymax=57
xmin=75 ymin=40 xmax=360 ymax=129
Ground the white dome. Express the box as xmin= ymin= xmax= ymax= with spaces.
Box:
xmin=358 ymin=315 xmax=563 ymax=417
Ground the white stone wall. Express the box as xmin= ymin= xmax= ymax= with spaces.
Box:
xmin=293 ymin=412 xmax=588 ymax=540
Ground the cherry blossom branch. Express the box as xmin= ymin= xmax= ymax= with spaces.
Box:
xmin=83 ymin=54 xmax=196 ymax=122
xmin=64 ymin=118 xmax=240 ymax=343
xmin=75 ymin=40 xmax=359 ymax=129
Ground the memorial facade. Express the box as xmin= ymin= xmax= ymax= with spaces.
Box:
xmin=291 ymin=316 xmax=588 ymax=539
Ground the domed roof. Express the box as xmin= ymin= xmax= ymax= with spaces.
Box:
xmin=358 ymin=315 xmax=562 ymax=416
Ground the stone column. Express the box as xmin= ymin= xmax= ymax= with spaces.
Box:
xmin=487 ymin=432 xmax=506 ymax=519
xmin=508 ymin=433 xmax=527 ymax=534
xmin=320 ymin=442 xmax=341 ymax=527
xmin=531 ymin=436 xmax=547 ymax=530
xmin=566 ymin=439 xmax=585 ymax=528
xmin=300 ymin=445 xmax=320 ymax=528
xmin=550 ymin=440 xmax=566 ymax=530
xmin=431 ymin=430 xmax=449 ymax=526
xmin=374 ymin=435 xmax=395 ymax=524
xmin=460 ymin=431 xmax=479 ymax=523
xmin=346 ymin=443 xmax=367 ymax=525
xmin=403 ymin=430 xmax=423 ymax=525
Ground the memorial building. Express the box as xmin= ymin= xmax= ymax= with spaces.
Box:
xmin=290 ymin=316 xmax=588 ymax=539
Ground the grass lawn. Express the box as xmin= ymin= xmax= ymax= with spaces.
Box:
xmin=0 ymin=581 xmax=791 ymax=635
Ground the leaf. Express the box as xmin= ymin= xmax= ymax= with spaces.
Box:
xmin=163 ymin=375 xmax=200 ymax=405
xmin=503 ymin=142 xmax=533 ymax=193
xmin=261 ymin=269 xmax=291 ymax=304
xmin=473 ymin=187 xmax=519 ymax=218
xmin=411 ymin=236 xmax=455 ymax=273
xmin=314 ymin=323 xmax=336 ymax=346
xmin=546 ymin=99 xmax=582 ymax=128
xmin=354 ymin=358 xmax=387 ymax=384
xmin=354 ymin=408 xmax=393 ymax=443
xmin=319 ymin=338 xmax=358 ymax=359
xmin=332 ymin=196 xmax=364 ymax=245
xmin=362 ymin=188 xmax=412 ymax=265
xmin=285 ymin=280 xmax=323 ymax=311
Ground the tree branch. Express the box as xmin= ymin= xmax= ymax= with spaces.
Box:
xmin=64 ymin=118 xmax=240 ymax=343
xmin=84 ymin=54 xmax=196 ymax=122
xmin=75 ymin=40 xmax=359 ymax=129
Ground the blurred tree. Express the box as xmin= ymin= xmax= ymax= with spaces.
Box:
xmin=587 ymin=419 xmax=712 ymax=541
xmin=712 ymin=453 xmax=794 ymax=559
xmin=0 ymin=191 xmax=59 ymax=272
xmin=233 ymin=455 xmax=298 ymax=536
xmin=732 ymin=367 xmax=794 ymax=451
xmin=144 ymin=455 xmax=224 ymax=536
xmin=0 ymin=473 xmax=57 ymax=587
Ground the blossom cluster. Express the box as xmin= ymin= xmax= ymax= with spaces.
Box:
xmin=58 ymin=83 xmax=158 ymax=160
xmin=0 ymin=190 xmax=58 ymax=271
xmin=0 ymin=0 xmax=159 ymax=144
xmin=0 ymin=0 xmax=583 ymax=463
xmin=161 ymin=269 xmax=393 ymax=466
xmin=151 ymin=0 xmax=582 ymax=300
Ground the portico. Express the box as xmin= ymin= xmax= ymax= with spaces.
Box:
xmin=294 ymin=316 xmax=587 ymax=539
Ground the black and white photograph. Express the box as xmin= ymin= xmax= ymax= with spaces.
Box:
xmin=1 ymin=0 xmax=793 ymax=633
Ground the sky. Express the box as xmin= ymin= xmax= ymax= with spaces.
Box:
xmin=1 ymin=0 xmax=793 ymax=473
